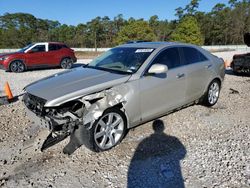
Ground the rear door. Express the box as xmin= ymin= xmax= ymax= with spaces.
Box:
xmin=139 ymin=47 xmax=187 ymax=122
xmin=46 ymin=44 xmax=62 ymax=66
xmin=180 ymin=47 xmax=212 ymax=103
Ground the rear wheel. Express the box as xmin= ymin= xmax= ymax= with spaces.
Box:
xmin=202 ymin=79 xmax=220 ymax=107
xmin=60 ymin=58 xmax=73 ymax=69
xmin=9 ymin=60 xmax=25 ymax=73
xmin=91 ymin=108 xmax=127 ymax=152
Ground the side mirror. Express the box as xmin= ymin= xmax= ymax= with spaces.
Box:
xmin=148 ymin=64 xmax=168 ymax=75
xmin=244 ymin=33 xmax=250 ymax=47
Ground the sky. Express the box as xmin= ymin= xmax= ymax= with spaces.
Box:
xmin=0 ymin=0 xmax=229 ymax=25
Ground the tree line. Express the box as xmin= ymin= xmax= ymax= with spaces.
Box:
xmin=0 ymin=0 xmax=249 ymax=48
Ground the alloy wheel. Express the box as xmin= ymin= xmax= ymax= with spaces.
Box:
xmin=94 ymin=112 xmax=125 ymax=150
xmin=208 ymin=82 xmax=220 ymax=105
xmin=61 ymin=58 xmax=73 ymax=69
xmin=10 ymin=61 xmax=25 ymax=72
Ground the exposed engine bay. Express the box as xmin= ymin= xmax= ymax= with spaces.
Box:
xmin=23 ymin=88 xmax=127 ymax=154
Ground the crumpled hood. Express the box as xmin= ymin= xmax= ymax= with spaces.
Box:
xmin=25 ymin=67 xmax=131 ymax=107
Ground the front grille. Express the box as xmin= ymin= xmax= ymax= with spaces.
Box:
xmin=23 ymin=93 xmax=47 ymax=116
xmin=0 ymin=64 xmax=5 ymax=70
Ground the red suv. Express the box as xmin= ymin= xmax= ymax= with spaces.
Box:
xmin=0 ymin=42 xmax=77 ymax=72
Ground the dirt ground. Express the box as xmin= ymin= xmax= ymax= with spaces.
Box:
xmin=0 ymin=59 xmax=250 ymax=187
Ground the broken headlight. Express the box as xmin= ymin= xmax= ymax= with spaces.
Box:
xmin=23 ymin=92 xmax=47 ymax=116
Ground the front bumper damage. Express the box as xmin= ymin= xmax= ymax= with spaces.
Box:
xmin=0 ymin=63 xmax=6 ymax=70
xmin=23 ymin=88 xmax=127 ymax=154
xmin=232 ymin=54 xmax=250 ymax=73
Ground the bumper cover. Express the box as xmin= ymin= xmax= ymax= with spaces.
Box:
xmin=72 ymin=57 xmax=77 ymax=63
xmin=0 ymin=64 xmax=6 ymax=70
xmin=24 ymin=105 xmax=51 ymax=129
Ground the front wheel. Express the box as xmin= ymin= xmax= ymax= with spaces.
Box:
xmin=202 ymin=79 xmax=221 ymax=107
xmin=91 ymin=108 xmax=127 ymax=152
xmin=9 ymin=60 xmax=25 ymax=73
xmin=60 ymin=58 xmax=73 ymax=69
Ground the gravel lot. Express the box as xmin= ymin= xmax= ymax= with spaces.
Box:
xmin=0 ymin=54 xmax=250 ymax=188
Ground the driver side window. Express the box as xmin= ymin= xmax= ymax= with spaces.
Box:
xmin=31 ymin=45 xmax=45 ymax=53
xmin=152 ymin=47 xmax=181 ymax=69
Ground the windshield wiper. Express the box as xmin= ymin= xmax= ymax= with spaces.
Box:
xmin=99 ymin=67 xmax=132 ymax=75
xmin=83 ymin=65 xmax=132 ymax=75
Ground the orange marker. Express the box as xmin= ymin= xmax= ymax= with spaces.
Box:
xmin=4 ymin=82 xmax=13 ymax=100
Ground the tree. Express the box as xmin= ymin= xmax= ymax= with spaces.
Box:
xmin=72 ymin=24 xmax=87 ymax=47
xmin=115 ymin=20 xmax=156 ymax=44
xmin=194 ymin=11 xmax=213 ymax=44
xmin=229 ymin=0 xmax=238 ymax=7
xmin=0 ymin=0 xmax=249 ymax=48
xmin=185 ymin=0 xmax=201 ymax=15
xmin=149 ymin=15 xmax=161 ymax=40
xmin=175 ymin=7 xmax=185 ymax=19
xmin=228 ymin=0 xmax=250 ymax=44
xmin=171 ymin=16 xmax=204 ymax=45
xmin=175 ymin=0 xmax=201 ymax=18
xmin=113 ymin=14 xmax=126 ymax=33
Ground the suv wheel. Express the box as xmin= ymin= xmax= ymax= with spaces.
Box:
xmin=10 ymin=60 xmax=25 ymax=73
xmin=90 ymin=108 xmax=127 ymax=152
xmin=202 ymin=79 xmax=221 ymax=107
xmin=60 ymin=58 xmax=73 ymax=69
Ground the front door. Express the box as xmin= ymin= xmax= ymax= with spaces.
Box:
xmin=25 ymin=44 xmax=47 ymax=67
xmin=139 ymin=47 xmax=187 ymax=122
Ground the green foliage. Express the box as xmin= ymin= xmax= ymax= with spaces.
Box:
xmin=0 ymin=0 xmax=249 ymax=48
xmin=195 ymin=0 xmax=250 ymax=45
xmin=171 ymin=16 xmax=204 ymax=45
xmin=149 ymin=15 xmax=172 ymax=41
xmin=115 ymin=20 xmax=156 ymax=44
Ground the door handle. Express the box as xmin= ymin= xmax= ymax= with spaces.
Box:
xmin=176 ymin=73 xmax=185 ymax=79
xmin=205 ymin=64 xmax=212 ymax=69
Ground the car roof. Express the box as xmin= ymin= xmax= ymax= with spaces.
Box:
xmin=118 ymin=41 xmax=192 ymax=49
xmin=32 ymin=42 xmax=65 ymax=45
xmin=49 ymin=42 xmax=65 ymax=45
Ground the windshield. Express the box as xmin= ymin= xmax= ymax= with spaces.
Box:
xmin=18 ymin=43 xmax=34 ymax=52
xmin=87 ymin=47 xmax=154 ymax=74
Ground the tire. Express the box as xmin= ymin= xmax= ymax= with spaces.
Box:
xmin=202 ymin=79 xmax=221 ymax=107
xmin=90 ymin=108 xmax=127 ymax=152
xmin=60 ymin=58 xmax=73 ymax=69
xmin=9 ymin=60 xmax=25 ymax=73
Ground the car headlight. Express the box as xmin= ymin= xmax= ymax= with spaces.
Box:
xmin=0 ymin=56 xmax=9 ymax=61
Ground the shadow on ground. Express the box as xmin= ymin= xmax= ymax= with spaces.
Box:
xmin=127 ymin=120 xmax=186 ymax=188
xmin=0 ymin=96 xmax=19 ymax=106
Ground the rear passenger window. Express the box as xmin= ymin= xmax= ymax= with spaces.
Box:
xmin=182 ymin=47 xmax=208 ymax=64
xmin=49 ymin=44 xmax=57 ymax=51
xmin=62 ymin=45 xmax=68 ymax=49
xmin=49 ymin=44 xmax=62 ymax=51
xmin=152 ymin=48 xmax=181 ymax=69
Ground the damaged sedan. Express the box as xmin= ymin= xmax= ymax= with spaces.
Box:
xmin=231 ymin=33 xmax=250 ymax=74
xmin=23 ymin=42 xmax=225 ymax=154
